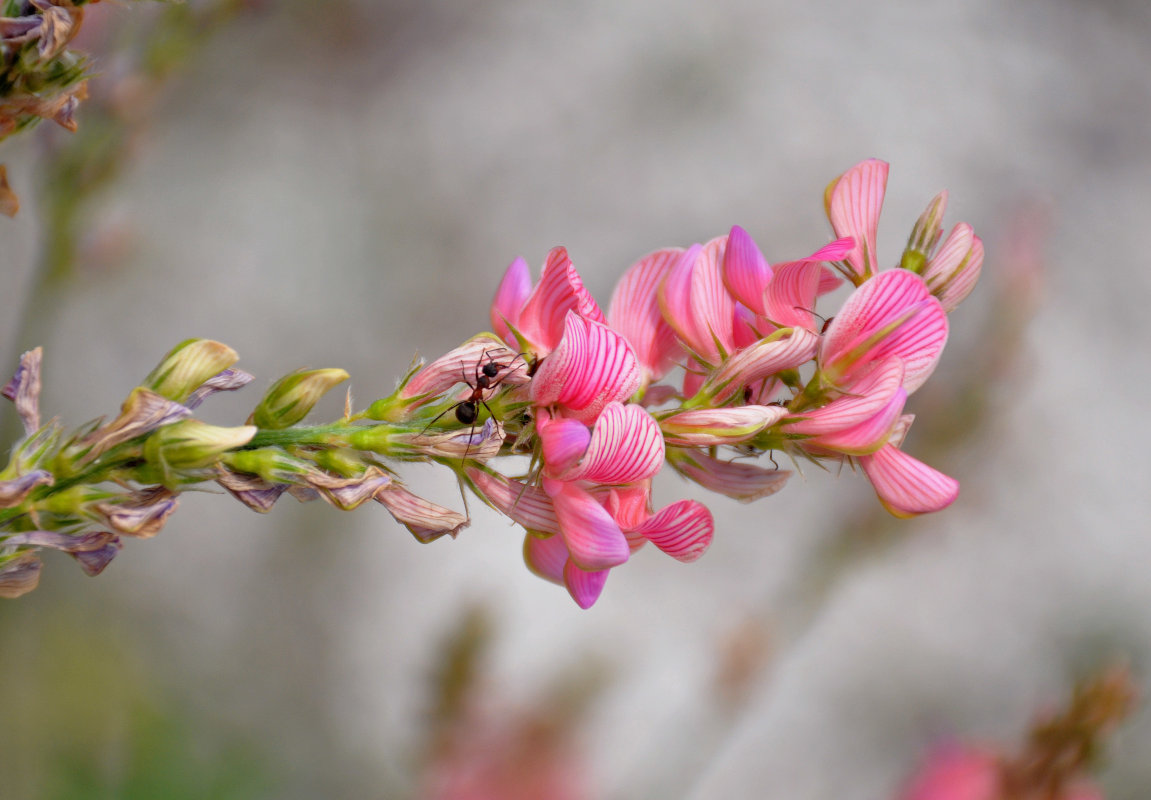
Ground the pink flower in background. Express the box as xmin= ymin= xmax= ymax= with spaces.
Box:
xmin=898 ymin=746 xmax=1001 ymax=800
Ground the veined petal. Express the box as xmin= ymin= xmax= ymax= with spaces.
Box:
xmin=925 ymin=225 xmax=984 ymax=313
xmin=763 ymin=260 xmax=823 ymax=331
xmin=826 ymin=159 xmax=889 ymax=279
xmin=545 ymin=478 xmax=630 ymax=570
xmin=820 ymin=269 xmax=948 ymax=393
xmin=659 ymin=243 xmax=706 ymax=355
xmin=804 ymin=386 xmax=906 ymax=455
xmin=401 ymin=334 xmax=522 ymax=402
xmin=817 ymin=266 xmax=844 ymax=296
xmin=517 ymin=247 xmax=607 ymax=353
xmin=603 ymin=483 xmax=652 ymax=531
xmin=807 ymin=236 xmax=855 ymax=263
xmin=783 ymin=357 xmax=904 ymax=435
xmin=661 ymin=405 xmax=786 ymax=446
xmin=563 ymin=561 xmax=609 ymax=609
xmin=669 ymin=449 xmax=791 ymax=502
xmin=691 ymin=236 xmax=737 ymax=361
xmin=523 ymin=532 xmax=568 ymax=584
xmin=633 ymin=500 xmax=714 ymax=562
xmin=708 ymin=327 xmax=820 ymax=402
xmin=564 ymin=402 xmax=663 ymax=484
xmin=538 ymin=415 xmax=591 ymax=477
xmin=490 ymin=256 xmax=532 ymax=343
xmin=608 ymin=248 xmax=685 ymax=381
xmin=859 ymin=444 xmax=959 ymax=518
xmin=467 ymin=468 xmax=560 ymax=534
xmin=531 ymin=313 xmax=641 ymax=423
xmin=722 ymin=225 xmax=772 ymax=316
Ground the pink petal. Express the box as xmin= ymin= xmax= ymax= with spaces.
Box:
xmin=531 ymin=313 xmax=642 ymax=424
xmin=925 ymin=226 xmax=984 ymax=313
xmin=563 ymin=560 xmax=609 ymax=609
xmin=897 ymin=745 xmax=999 ymax=800
xmin=820 ymin=269 xmax=948 ymax=393
xmin=805 ymin=386 xmax=906 ymax=455
xmin=783 ymin=357 xmax=905 ymax=436
xmin=818 ymin=266 xmax=844 ymax=296
xmin=401 ymin=335 xmax=522 ymax=402
xmin=467 ymin=468 xmax=560 ymax=534
xmin=490 ymin=256 xmax=532 ymax=344
xmin=732 ymin=303 xmax=768 ymax=350
xmin=538 ymin=415 xmax=591 ymax=477
xmin=859 ymin=444 xmax=959 ymax=518
xmin=545 ymin=478 xmax=630 ymax=570
xmin=710 ymin=327 xmax=820 ymax=402
xmin=826 ymin=159 xmax=889 ymax=279
xmin=661 ymin=404 xmax=786 ymax=446
xmin=722 ymin=225 xmax=772 ymax=316
xmin=806 ymin=236 xmax=855 ymax=263
xmin=563 ymin=402 xmax=664 ymax=484
xmin=523 ymin=531 xmax=568 ymax=584
xmin=603 ymin=484 xmax=652 ymax=531
xmin=659 ymin=238 xmax=735 ymax=364
xmin=633 ymin=499 xmax=714 ymax=562
xmin=669 ymin=450 xmax=790 ymax=502
xmin=608 ymin=248 xmax=685 ymax=381
xmin=763 ymin=260 xmax=824 ymax=331
xmin=517 ymin=247 xmax=606 ymax=353
xmin=658 ymin=243 xmax=706 ymax=354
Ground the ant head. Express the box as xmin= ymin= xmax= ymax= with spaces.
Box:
xmin=481 ymin=361 xmax=501 ymax=378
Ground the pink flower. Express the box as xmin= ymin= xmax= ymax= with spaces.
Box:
xmin=657 ymin=236 xmax=736 ymax=366
xmin=825 ymin=158 xmax=889 ymax=281
xmin=902 ymin=190 xmax=986 ymax=313
xmin=607 ymin=248 xmax=685 ymax=385
xmin=490 ymin=247 xmax=607 ymax=355
xmin=897 ymin=746 xmax=1001 ymax=800
xmin=530 ymin=312 xmax=642 ymax=425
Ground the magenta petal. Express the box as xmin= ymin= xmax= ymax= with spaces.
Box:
xmin=723 ymin=225 xmax=772 ymax=316
xmin=608 ymin=248 xmax=685 ymax=381
xmin=806 ymin=236 xmax=855 ymax=263
xmin=490 ymin=256 xmax=532 ymax=343
xmin=859 ymin=444 xmax=959 ymax=518
xmin=827 ymin=159 xmax=889 ymax=279
xmin=467 ymin=468 xmax=560 ymax=534
xmin=763 ymin=260 xmax=823 ymax=331
xmin=817 ymin=266 xmax=844 ymax=296
xmin=533 ymin=313 xmax=641 ymax=423
xmin=563 ymin=560 xmax=609 ymax=609
xmin=539 ymin=416 xmax=591 ymax=477
xmin=545 ymin=478 xmax=630 ymax=570
xmin=820 ymin=269 xmax=948 ymax=393
xmin=523 ymin=532 xmax=568 ymax=584
xmin=565 ymin=402 xmax=663 ymax=484
xmin=633 ymin=500 xmax=714 ymax=562
xmin=517 ymin=247 xmax=606 ymax=353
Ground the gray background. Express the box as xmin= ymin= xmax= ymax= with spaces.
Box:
xmin=2 ymin=0 xmax=1150 ymax=797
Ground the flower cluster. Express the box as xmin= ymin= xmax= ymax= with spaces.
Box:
xmin=0 ymin=160 xmax=983 ymax=607
xmin=401 ymin=159 xmax=983 ymax=607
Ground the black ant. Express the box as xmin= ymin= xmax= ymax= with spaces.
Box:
xmin=424 ymin=349 xmax=525 ymax=460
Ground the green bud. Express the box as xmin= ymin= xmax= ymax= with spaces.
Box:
xmin=312 ymin=448 xmax=371 ymax=477
xmin=222 ymin=448 xmax=314 ymax=484
xmin=143 ymin=340 xmax=239 ymax=403
xmin=145 ymin=420 xmax=257 ymax=473
xmin=900 ymin=191 xmax=948 ymax=274
xmin=250 ymin=368 xmax=350 ymax=429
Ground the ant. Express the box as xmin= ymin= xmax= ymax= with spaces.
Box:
xmin=424 ymin=349 xmax=526 ymax=461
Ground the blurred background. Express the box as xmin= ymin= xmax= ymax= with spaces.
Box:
xmin=2 ymin=0 xmax=1151 ymax=797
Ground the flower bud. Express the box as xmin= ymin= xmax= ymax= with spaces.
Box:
xmin=900 ymin=190 xmax=948 ymax=274
xmin=142 ymin=339 xmax=239 ymax=403
xmin=2 ymin=346 xmax=42 ymax=436
xmin=660 ymin=405 xmax=786 ymax=446
xmin=144 ymin=420 xmax=256 ymax=483
xmin=249 ymin=368 xmax=349 ymax=429
xmin=0 ymin=552 xmax=42 ymax=598
xmin=222 ymin=448 xmax=315 ymax=485
xmin=78 ymin=387 xmax=191 ymax=461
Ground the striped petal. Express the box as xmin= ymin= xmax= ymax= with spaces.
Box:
xmin=661 ymin=405 xmax=786 ymax=446
xmin=783 ymin=357 xmax=905 ymax=436
xmin=466 ymin=468 xmax=560 ymax=534
xmin=563 ymin=402 xmax=663 ymax=484
xmin=523 ymin=531 xmax=568 ymax=584
xmin=924 ymin=225 xmax=984 ymax=313
xmin=531 ymin=313 xmax=641 ymax=424
xmin=709 ymin=327 xmax=820 ymax=402
xmin=490 ymin=256 xmax=532 ymax=343
xmin=545 ymin=478 xmax=630 ymax=570
xmin=722 ymin=225 xmax=772 ymax=316
xmin=763 ymin=260 xmax=823 ymax=331
xmin=817 ymin=266 xmax=844 ymax=296
xmin=563 ymin=561 xmax=610 ymax=609
xmin=859 ymin=444 xmax=959 ymax=518
xmin=659 ymin=237 xmax=734 ymax=364
xmin=804 ymin=386 xmax=906 ymax=455
xmin=820 ymin=269 xmax=948 ymax=393
xmin=603 ymin=483 xmax=652 ymax=531
xmin=671 ymin=451 xmax=791 ymax=502
xmin=633 ymin=500 xmax=714 ymax=562
xmin=517 ymin=247 xmax=606 ymax=353
xmin=608 ymin=248 xmax=685 ymax=381
xmin=826 ymin=159 xmax=889 ymax=280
